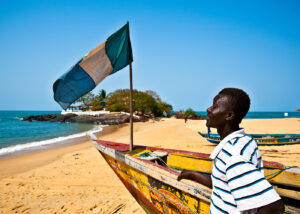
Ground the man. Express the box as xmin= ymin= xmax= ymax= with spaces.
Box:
xmin=178 ymin=88 xmax=284 ymax=214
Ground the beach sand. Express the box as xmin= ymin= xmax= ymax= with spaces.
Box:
xmin=0 ymin=118 xmax=299 ymax=213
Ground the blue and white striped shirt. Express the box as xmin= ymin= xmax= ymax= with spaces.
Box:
xmin=209 ymin=129 xmax=281 ymax=214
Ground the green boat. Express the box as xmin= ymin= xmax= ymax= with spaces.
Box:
xmin=198 ymin=132 xmax=300 ymax=146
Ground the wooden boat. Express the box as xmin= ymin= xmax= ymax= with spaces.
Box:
xmin=90 ymin=137 xmax=300 ymax=213
xmin=198 ymin=132 xmax=300 ymax=146
xmin=248 ymin=133 xmax=300 ymax=138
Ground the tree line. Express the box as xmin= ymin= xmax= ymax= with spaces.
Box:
xmin=74 ymin=89 xmax=173 ymax=117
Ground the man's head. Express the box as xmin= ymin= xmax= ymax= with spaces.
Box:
xmin=218 ymin=88 xmax=250 ymax=124
xmin=206 ymin=88 xmax=250 ymax=129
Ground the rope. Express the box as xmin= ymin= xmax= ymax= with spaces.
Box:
xmin=147 ymin=152 xmax=169 ymax=166
xmin=265 ymin=166 xmax=298 ymax=180
xmin=141 ymin=153 xmax=213 ymax=180
xmin=144 ymin=152 xmax=185 ymax=172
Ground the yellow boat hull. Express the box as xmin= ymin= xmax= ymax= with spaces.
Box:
xmin=92 ymin=140 xmax=300 ymax=213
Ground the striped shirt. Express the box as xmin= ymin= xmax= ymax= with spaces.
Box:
xmin=209 ymin=129 xmax=281 ymax=214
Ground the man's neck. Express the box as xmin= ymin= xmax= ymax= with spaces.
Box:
xmin=217 ymin=124 xmax=240 ymax=139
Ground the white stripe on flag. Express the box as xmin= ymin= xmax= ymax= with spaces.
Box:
xmin=79 ymin=41 xmax=113 ymax=85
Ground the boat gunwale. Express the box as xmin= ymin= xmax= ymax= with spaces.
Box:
xmin=92 ymin=139 xmax=300 ymax=203
xmin=95 ymin=140 xmax=287 ymax=169
xmin=92 ymin=140 xmax=213 ymax=202
xmin=97 ymin=140 xmax=211 ymax=159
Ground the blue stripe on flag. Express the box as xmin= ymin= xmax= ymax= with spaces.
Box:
xmin=53 ymin=62 xmax=95 ymax=109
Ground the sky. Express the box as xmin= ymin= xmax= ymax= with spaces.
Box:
xmin=0 ymin=0 xmax=299 ymax=111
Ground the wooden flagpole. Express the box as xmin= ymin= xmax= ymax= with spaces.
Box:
xmin=129 ymin=62 xmax=133 ymax=151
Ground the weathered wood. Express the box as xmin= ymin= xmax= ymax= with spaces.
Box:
xmin=91 ymin=139 xmax=300 ymax=213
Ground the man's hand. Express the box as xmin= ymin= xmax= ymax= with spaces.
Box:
xmin=177 ymin=169 xmax=212 ymax=188
xmin=177 ymin=169 xmax=191 ymax=181
xmin=257 ymin=199 xmax=284 ymax=214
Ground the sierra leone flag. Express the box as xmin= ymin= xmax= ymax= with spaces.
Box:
xmin=53 ymin=22 xmax=133 ymax=109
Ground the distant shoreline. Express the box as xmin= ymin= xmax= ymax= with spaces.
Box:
xmin=0 ymin=110 xmax=299 ymax=160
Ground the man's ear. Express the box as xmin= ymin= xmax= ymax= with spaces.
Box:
xmin=225 ymin=111 xmax=235 ymax=121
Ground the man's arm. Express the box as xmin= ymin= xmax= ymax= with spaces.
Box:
xmin=177 ymin=169 xmax=212 ymax=188
xmin=257 ymin=199 xmax=284 ymax=214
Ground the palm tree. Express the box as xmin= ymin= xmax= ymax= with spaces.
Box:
xmin=99 ymin=89 xmax=106 ymax=100
xmin=89 ymin=89 xmax=107 ymax=110
xmin=99 ymin=89 xmax=106 ymax=108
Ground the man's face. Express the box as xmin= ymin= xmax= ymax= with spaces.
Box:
xmin=206 ymin=94 xmax=232 ymax=129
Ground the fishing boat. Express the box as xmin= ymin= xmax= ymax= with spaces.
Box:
xmin=198 ymin=132 xmax=300 ymax=146
xmin=90 ymin=136 xmax=300 ymax=213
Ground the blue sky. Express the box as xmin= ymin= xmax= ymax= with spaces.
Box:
xmin=0 ymin=0 xmax=299 ymax=111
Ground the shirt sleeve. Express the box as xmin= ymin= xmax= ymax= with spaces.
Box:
xmin=225 ymin=155 xmax=281 ymax=211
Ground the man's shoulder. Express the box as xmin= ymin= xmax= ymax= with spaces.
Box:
xmin=223 ymin=134 xmax=257 ymax=157
xmin=223 ymin=134 xmax=253 ymax=149
xmin=210 ymin=130 xmax=255 ymax=160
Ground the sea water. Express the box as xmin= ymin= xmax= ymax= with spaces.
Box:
xmin=1 ymin=110 xmax=299 ymax=158
xmin=0 ymin=111 xmax=102 ymax=158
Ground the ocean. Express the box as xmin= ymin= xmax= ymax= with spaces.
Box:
xmin=0 ymin=111 xmax=102 ymax=158
xmin=0 ymin=110 xmax=299 ymax=159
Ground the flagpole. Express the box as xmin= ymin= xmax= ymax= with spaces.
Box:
xmin=129 ymin=61 xmax=133 ymax=151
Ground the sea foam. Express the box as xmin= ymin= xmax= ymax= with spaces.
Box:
xmin=0 ymin=125 xmax=104 ymax=157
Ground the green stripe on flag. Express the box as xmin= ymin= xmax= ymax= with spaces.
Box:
xmin=105 ymin=22 xmax=133 ymax=74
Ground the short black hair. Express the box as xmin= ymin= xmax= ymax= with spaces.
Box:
xmin=218 ymin=88 xmax=250 ymax=124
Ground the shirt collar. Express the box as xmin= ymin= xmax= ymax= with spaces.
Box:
xmin=209 ymin=129 xmax=245 ymax=159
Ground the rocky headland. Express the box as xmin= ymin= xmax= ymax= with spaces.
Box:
xmin=22 ymin=112 xmax=148 ymax=125
xmin=172 ymin=111 xmax=207 ymax=120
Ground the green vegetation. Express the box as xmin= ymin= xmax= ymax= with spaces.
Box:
xmin=106 ymin=89 xmax=172 ymax=116
xmin=91 ymin=89 xmax=107 ymax=111
xmin=172 ymin=108 xmax=206 ymax=120
xmin=74 ymin=92 xmax=95 ymax=106
xmin=184 ymin=108 xmax=198 ymax=118
xmin=74 ymin=89 xmax=172 ymax=117
xmin=73 ymin=90 xmax=107 ymax=111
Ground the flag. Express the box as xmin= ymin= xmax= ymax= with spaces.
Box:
xmin=53 ymin=22 xmax=133 ymax=109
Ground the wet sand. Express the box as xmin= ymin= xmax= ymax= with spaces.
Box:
xmin=0 ymin=118 xmax=299 ymax=213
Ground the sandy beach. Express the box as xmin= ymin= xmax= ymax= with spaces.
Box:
xmin=0 ymin=118 xmax=299 ymax=213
